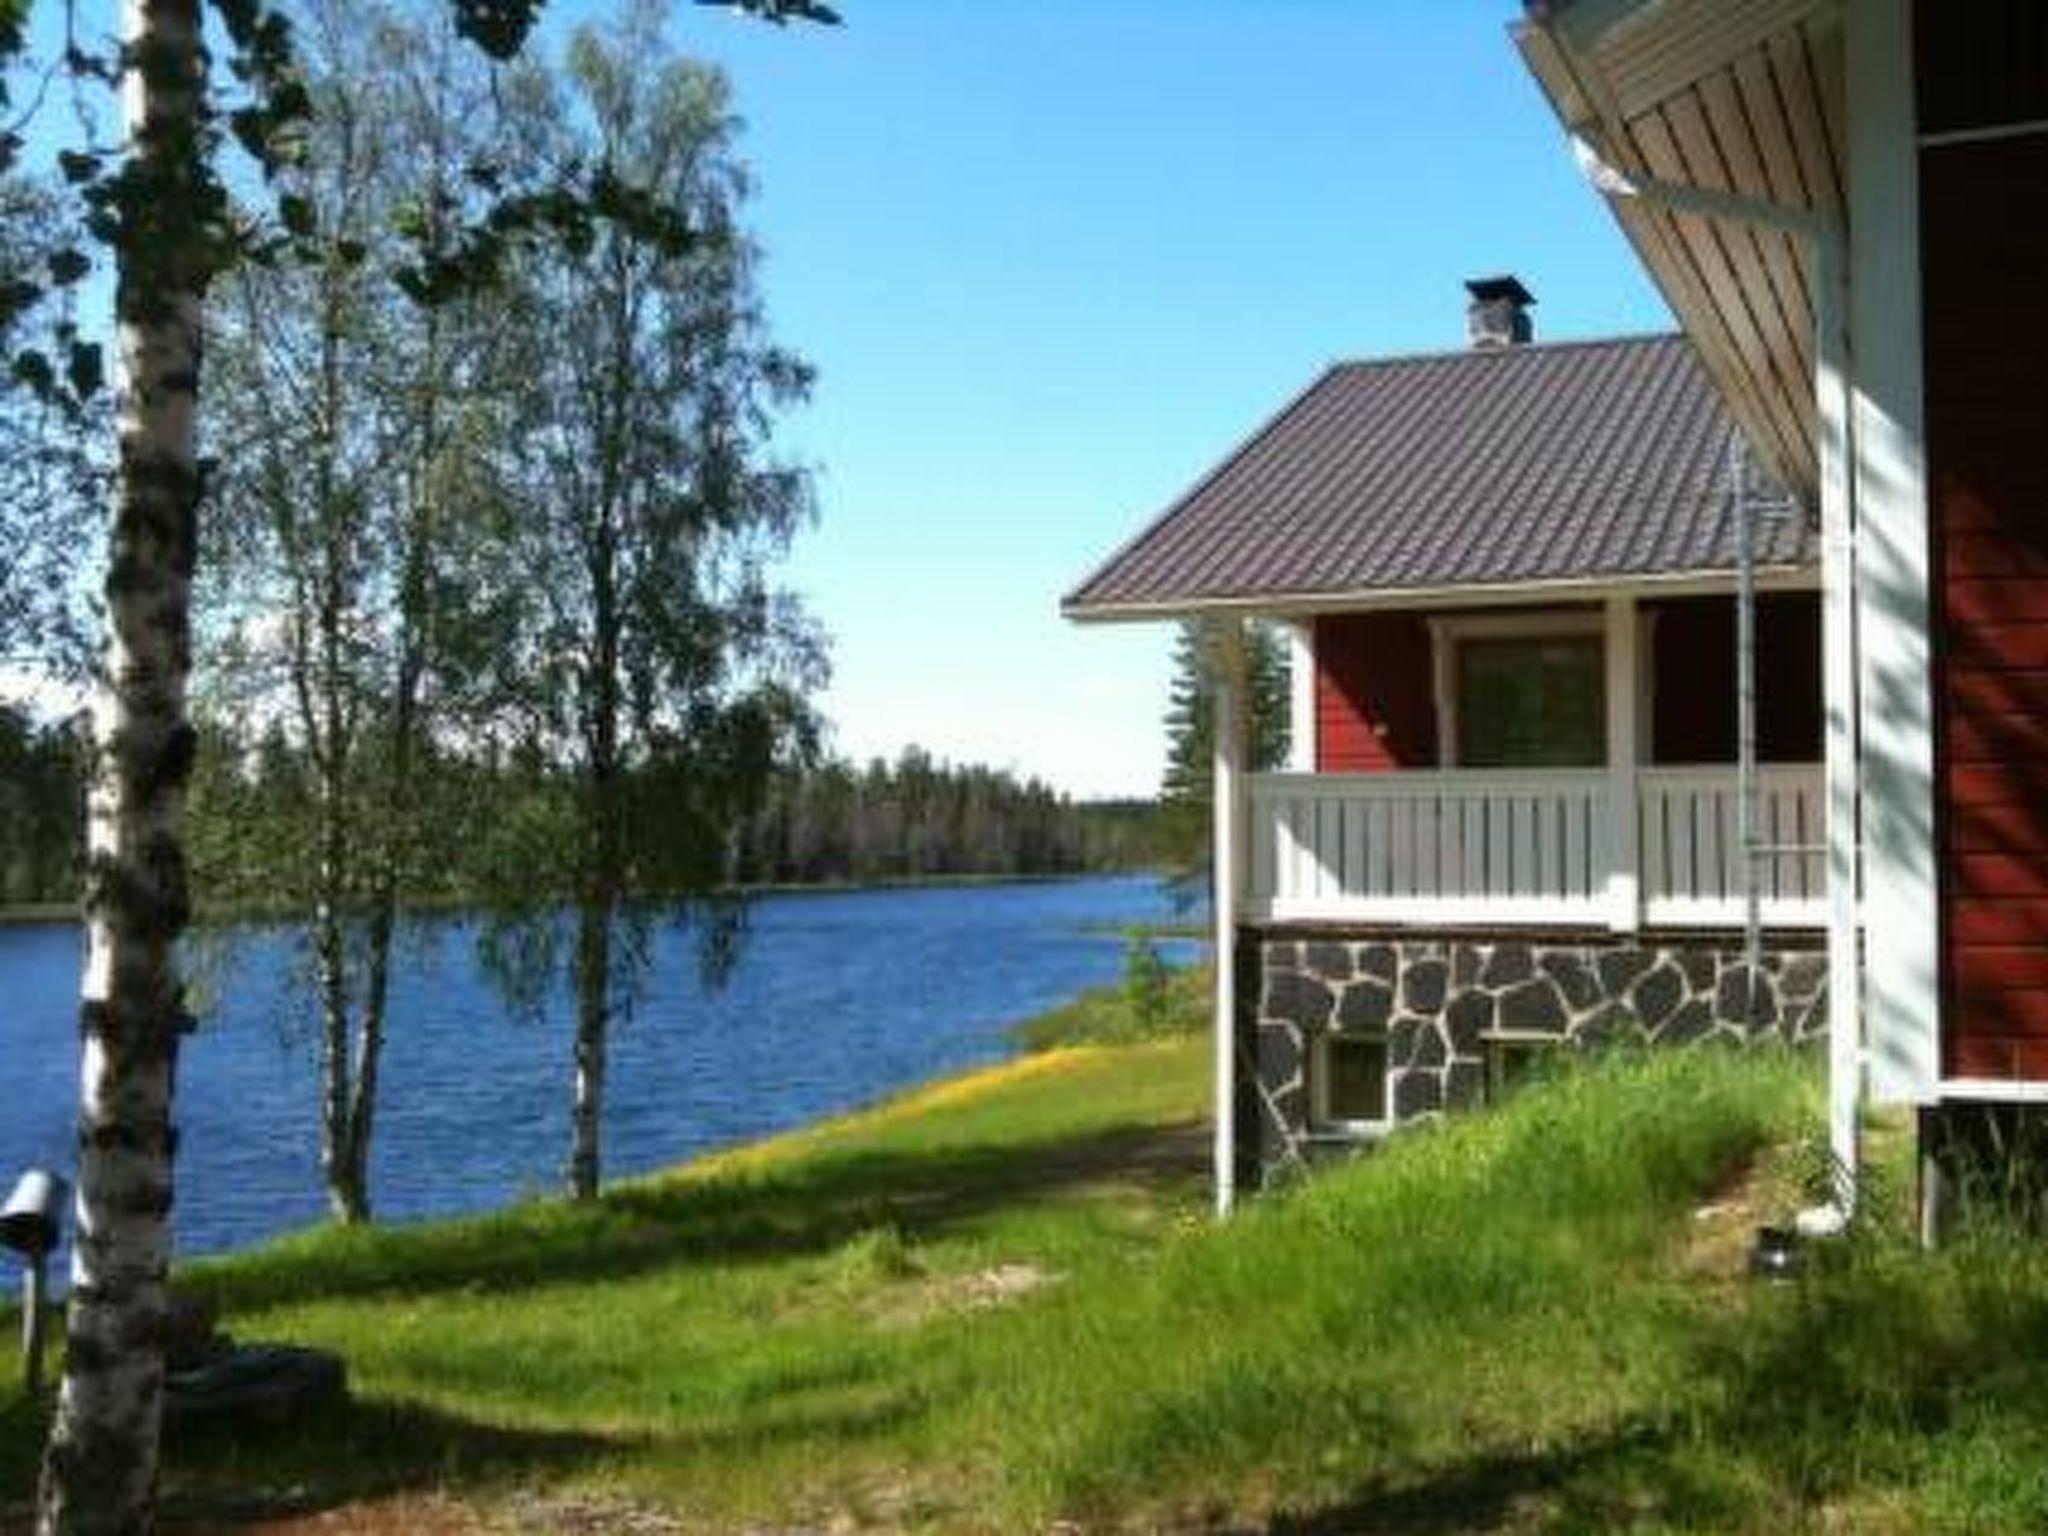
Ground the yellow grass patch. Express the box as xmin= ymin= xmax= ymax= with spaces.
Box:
xmin=651 ymin=1045 xmax=1128 ymax=1184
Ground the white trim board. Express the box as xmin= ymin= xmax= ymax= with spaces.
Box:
xmin=1065 ymin=566 xmax=1821 ymax=625
xmin=1849 ymin=0 xmax=1939 ymax=1106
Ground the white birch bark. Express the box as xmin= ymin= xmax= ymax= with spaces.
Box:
xmin=37 ymin=0 xmax=207 ymax=1524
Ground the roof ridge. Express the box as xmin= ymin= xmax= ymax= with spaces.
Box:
xmin=1326 ymin=330 xmax=1685 ymax=373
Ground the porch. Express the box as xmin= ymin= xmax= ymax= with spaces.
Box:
xmin=1246 ymin=762 xmax=1825 ymax=930
xmin=1228 ymin=587 xmax=1828 ymax=935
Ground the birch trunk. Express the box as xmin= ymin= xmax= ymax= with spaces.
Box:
xmin=37 ymin=0 xmax=207 ymax=1524
xmin=308 ymin=256 xmax=362 ymax=1225
xmin=569 ymin=885 xmax=612 ymax=1201
xmin=569 ymin=579 xmax=621 ymax=1202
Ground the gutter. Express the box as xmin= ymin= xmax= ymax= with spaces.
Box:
xmin=1063 ymin=564 xmax=1822 ymax=626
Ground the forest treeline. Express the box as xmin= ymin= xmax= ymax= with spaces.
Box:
xmin=0 ymin=706 xmax=1167 ymax=909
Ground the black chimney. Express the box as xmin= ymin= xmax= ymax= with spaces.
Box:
xmin=1465 ymin=275 xmax=1535 ymax=348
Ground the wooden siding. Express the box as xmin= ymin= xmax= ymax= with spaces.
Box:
xmin=1516 ymin=3 xmax=1847 ymax=504
xmin=1648 ymin=592 xmax=1823 ymax=764
xmin=1313 ymin=614 xmax=1437 ymax=772
xmin=1916 ymin=0 xmax=2048 ymax=136
xmin=1921 ymin=4 xmax=2048 ymax=1080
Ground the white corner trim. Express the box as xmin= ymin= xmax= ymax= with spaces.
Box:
xmin=1849 ymin=0 xmax=1938 ymax=1107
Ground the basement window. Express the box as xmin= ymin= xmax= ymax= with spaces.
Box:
xmin=1486 ymin=1035 xmax=1558 ymax=1102
xmin=1311 ymin=1034 xmax=1388 ymax=1134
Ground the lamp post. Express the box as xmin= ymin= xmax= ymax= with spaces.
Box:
xmin=2 ymin=1168 xmax=68 ymax=1396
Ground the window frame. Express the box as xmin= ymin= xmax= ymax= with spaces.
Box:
xmin=1483 ymin=1031 xmax=1561 ymax=1103
xmin=1429 ymin=610 xmax=1607 ymax=769
xmin=1309 ymin=1031 xmax=1392 ymax=1137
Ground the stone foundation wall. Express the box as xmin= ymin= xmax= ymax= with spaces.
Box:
xmin=1246 ymin=932 xmax=1827 ymax=1181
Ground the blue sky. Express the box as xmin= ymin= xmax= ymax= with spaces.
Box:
xmin=7 ymin=0 xmax=1674 ymax=797
xmin=660 ymin=1 xmax=1673 ymax=798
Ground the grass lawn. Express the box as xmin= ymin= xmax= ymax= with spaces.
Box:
xmin=7 ymin=988 xmax=2048 ymax=1531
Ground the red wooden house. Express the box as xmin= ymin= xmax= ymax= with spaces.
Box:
xmin=1067 ymin=0 xmax=2048 ymax=1230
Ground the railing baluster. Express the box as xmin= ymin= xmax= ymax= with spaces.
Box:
xmin=1243 ymin=766 xmax=1822 ymax=929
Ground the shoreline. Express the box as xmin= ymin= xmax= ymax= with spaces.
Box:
xmin=0 ymin=867 xmax=1169 ymax=930
xmin=0 ymin=942 xmax=1199 ymax=1287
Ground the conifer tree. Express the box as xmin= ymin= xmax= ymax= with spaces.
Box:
xmin=1158 ymin=620 xmax=1290 ymax=887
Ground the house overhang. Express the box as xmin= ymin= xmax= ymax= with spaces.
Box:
xmin=1063 ymin=562 xmax=1820 ymax=626
xmin=1515 ymin=0 xmax=1848 ymax=505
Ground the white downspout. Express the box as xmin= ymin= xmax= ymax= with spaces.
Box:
xmin=1210 ymin=618 xmax=1248 ymax=1219
xmin=1812 ymin=226 xmax=1862 ymax=1233
xmin=1570 ymin=139 xmax=1863 ymax=1230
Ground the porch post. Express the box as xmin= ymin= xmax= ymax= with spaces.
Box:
xmin=1605 ymin=594 xmax=1640 ymax=932
xmin=1210 ymin=618 xmax=1248 ymax=1219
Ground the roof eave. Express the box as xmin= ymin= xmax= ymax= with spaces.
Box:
xmin=1063 ymin=561 xmax=1821 ymax=625
xmin=1514 ymin=0 xmax=1849 ymax=508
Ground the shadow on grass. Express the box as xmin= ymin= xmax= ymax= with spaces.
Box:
xmin=157 ymin=1395 xmax=615 ymax=1528
xmin=1270 ymin=1239 xmax=2048 ymax=1534
xmin=155 ymin=1383 xmax=932 ymax=1530
xmin=198 ymin=1121 xmax=1207 ymax=1317
xmin=1265 ymin=1425 xmax=1670 ymax=1535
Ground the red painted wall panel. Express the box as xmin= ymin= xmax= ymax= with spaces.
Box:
xmin=1647 ymin=593 xmax=1822 ymax=764
xmin=1313 ymin=614 xmax=1437 ymax=772
xmin=1916 ymin=0 xmax=2048 ymax=135
xmin=1920 ymin=23 xmax=2048 ymax=1079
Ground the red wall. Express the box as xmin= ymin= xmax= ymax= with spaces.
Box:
xmin=1648 ymin=593 xmax=1823 ymax=764
xmin=1313 ymin=597 xmax=1823 ymax=775
xmin=1313 ymin=614 xmax=1437 ymax=771
xmin=1921 ymin=4 xmax=2048 ymax=1079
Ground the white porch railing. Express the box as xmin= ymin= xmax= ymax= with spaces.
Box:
xmin=1638 ymin=765 xmax=1825 ymax=928
xmin=1245 ymin=764 xmax=1824 ymax=930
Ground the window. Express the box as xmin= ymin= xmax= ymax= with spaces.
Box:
xmin=1457 ymin=635 xmax=1606 ymax=767
xmin=1486 ymin=1035 xmax=1558 ymax=1102
xmin=1311 ymin=1033 xmax=1388 ymax=1131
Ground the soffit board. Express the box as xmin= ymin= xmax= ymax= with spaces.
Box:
xmin=1518 ymin=0 xmax=1849 ymax=507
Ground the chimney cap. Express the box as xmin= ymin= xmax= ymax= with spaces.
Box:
xmin=1465 ymin=274 xmax=1536 ymax=307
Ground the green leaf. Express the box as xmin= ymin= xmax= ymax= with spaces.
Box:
xmin=228 ymin=107 xmax=271 ymax=161
xmin=207 ymin=0 xmax=261 ymax=48
xmin=278 ymin=193 xmax=316 ymax=239
xmin=0 ymin=277 xmax=38 ymax=328
xmin=45 ymin=249 xmax=91 ymax=286
xmin=66 ymin=341 xmax=104 ymax=400
xmin=57 ymin=150 xmax=100 ymax=184
xmin=10 ymin=349 xmax=54 ymax=398
xmin=452 ymin=0 xmax=542 ymax=61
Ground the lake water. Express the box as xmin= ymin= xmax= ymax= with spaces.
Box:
xmin=0 ymin=876 xmax=1195 ymax=1269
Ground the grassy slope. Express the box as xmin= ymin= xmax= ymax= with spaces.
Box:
xmin=7 ymin=1008 xmax=2048 ymax=1530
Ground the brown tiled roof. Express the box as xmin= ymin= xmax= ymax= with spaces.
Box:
xmin=1064 ymin=334 xmax=1816 ymax=617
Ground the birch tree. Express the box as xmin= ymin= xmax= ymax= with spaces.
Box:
xmin=34 ymin=0 xmax=216 ymax=1521
xmin=199 ymin=0 xmax=520 ymax=1223
xmin=0 ymin=173 xmax=100 ymax=676
xmin=3 ymin=0 xmax=834 ymax=1521
xmin=492 ymin=6 xmax=820 ymax=1199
